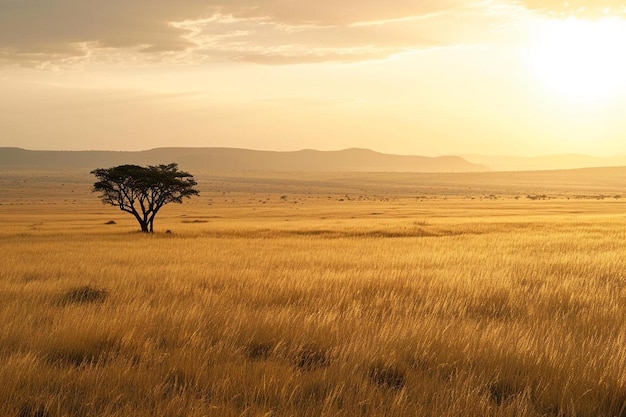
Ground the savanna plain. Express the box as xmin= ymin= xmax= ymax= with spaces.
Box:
xmin=3 ymin=168 xmax=626 ymax=417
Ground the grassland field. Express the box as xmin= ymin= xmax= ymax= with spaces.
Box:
xmin=2 ymin=168 xmax=626 ymax=417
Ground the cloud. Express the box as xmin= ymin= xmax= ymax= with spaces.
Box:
xmin=0 ymin=0 xmax=504 ymax=66
xmin=211 ymin=0 xmax=461 ymax=25
xmin=179 ymin=10 xmax=503 ymax=64
xmin=0 ymin=0 xmax=204 ymax=61
xmin=520 ymin=0 xmax=626 ymax=17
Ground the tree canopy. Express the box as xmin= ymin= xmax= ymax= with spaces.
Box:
xmin=91 ymin=163 xmax=199 ymax=232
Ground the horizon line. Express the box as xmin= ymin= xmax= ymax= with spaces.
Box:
xmin=2 ymin=146 xmax=626 ymax=160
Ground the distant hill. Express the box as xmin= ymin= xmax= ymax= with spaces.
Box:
xmin=463 ymin=153 xmax=626 ymax=171
xmin=0 ymin=147 xmax=487 ymax=173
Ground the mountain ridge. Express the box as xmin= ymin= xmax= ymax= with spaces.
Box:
xmin=0 ymin=147 xmax=487 ymax=173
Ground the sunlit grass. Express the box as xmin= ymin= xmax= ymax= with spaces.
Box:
xmin=2 ymin=170 xmax=626 ymax=416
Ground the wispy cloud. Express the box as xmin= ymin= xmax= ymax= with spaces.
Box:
xmin=519 ymin=0 xmax=626 ymax=17
xmin=0 ymin=0 xmax=513 ymax=66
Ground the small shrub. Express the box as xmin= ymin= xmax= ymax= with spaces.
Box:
xmin=244 ymin=341 xmax=274 ymax=360
xmin=368 ymin=362 xmax=406 ymax=390
xmin=60 ymin=286 xmax=108 ymax=305
xmin=294 ymin=345 xmax=330 ymax=371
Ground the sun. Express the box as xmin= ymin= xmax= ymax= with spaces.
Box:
xmin=524 ymin=17 xmax=626 ymax=104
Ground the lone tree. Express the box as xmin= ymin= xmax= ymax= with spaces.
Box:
xmin=91 ymin=163 xmax=199 ymax=233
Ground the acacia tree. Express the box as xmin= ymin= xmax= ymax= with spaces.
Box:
xmin=91 ymin=163 xmax=199 ymax=233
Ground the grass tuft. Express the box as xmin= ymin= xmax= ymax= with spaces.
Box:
xmin=59 ymin=286 xmax=108 ymax=305
xmin=243 ymin=341 xmax=275 ymax=360
xmin=294 ymin=345 xmax=331 ymax=371
xmin=368 ymin=362 xmax=406 ymax=390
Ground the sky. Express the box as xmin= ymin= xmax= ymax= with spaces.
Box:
xmin=2 ymin=0 xmax=626 ymax=156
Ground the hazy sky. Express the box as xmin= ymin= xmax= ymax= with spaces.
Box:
xmin=2 ymin=0 xmax=626 ymax=156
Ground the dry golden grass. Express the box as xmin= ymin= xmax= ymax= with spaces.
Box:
xmin=2 ymin=168 xmax=626 ymax=416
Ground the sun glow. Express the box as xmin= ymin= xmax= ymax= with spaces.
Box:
xmin=525 ymin=17 xmax=626 ymax=103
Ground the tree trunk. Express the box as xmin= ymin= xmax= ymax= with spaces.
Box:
xmin=128 ymin=209 xmax=150 ymax=233
xmin=139 ymin=220 xmax=149 ymax=233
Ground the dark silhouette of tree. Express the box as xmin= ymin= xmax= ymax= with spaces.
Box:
xmin=91 ymin=163 xmax=199 ymax=233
